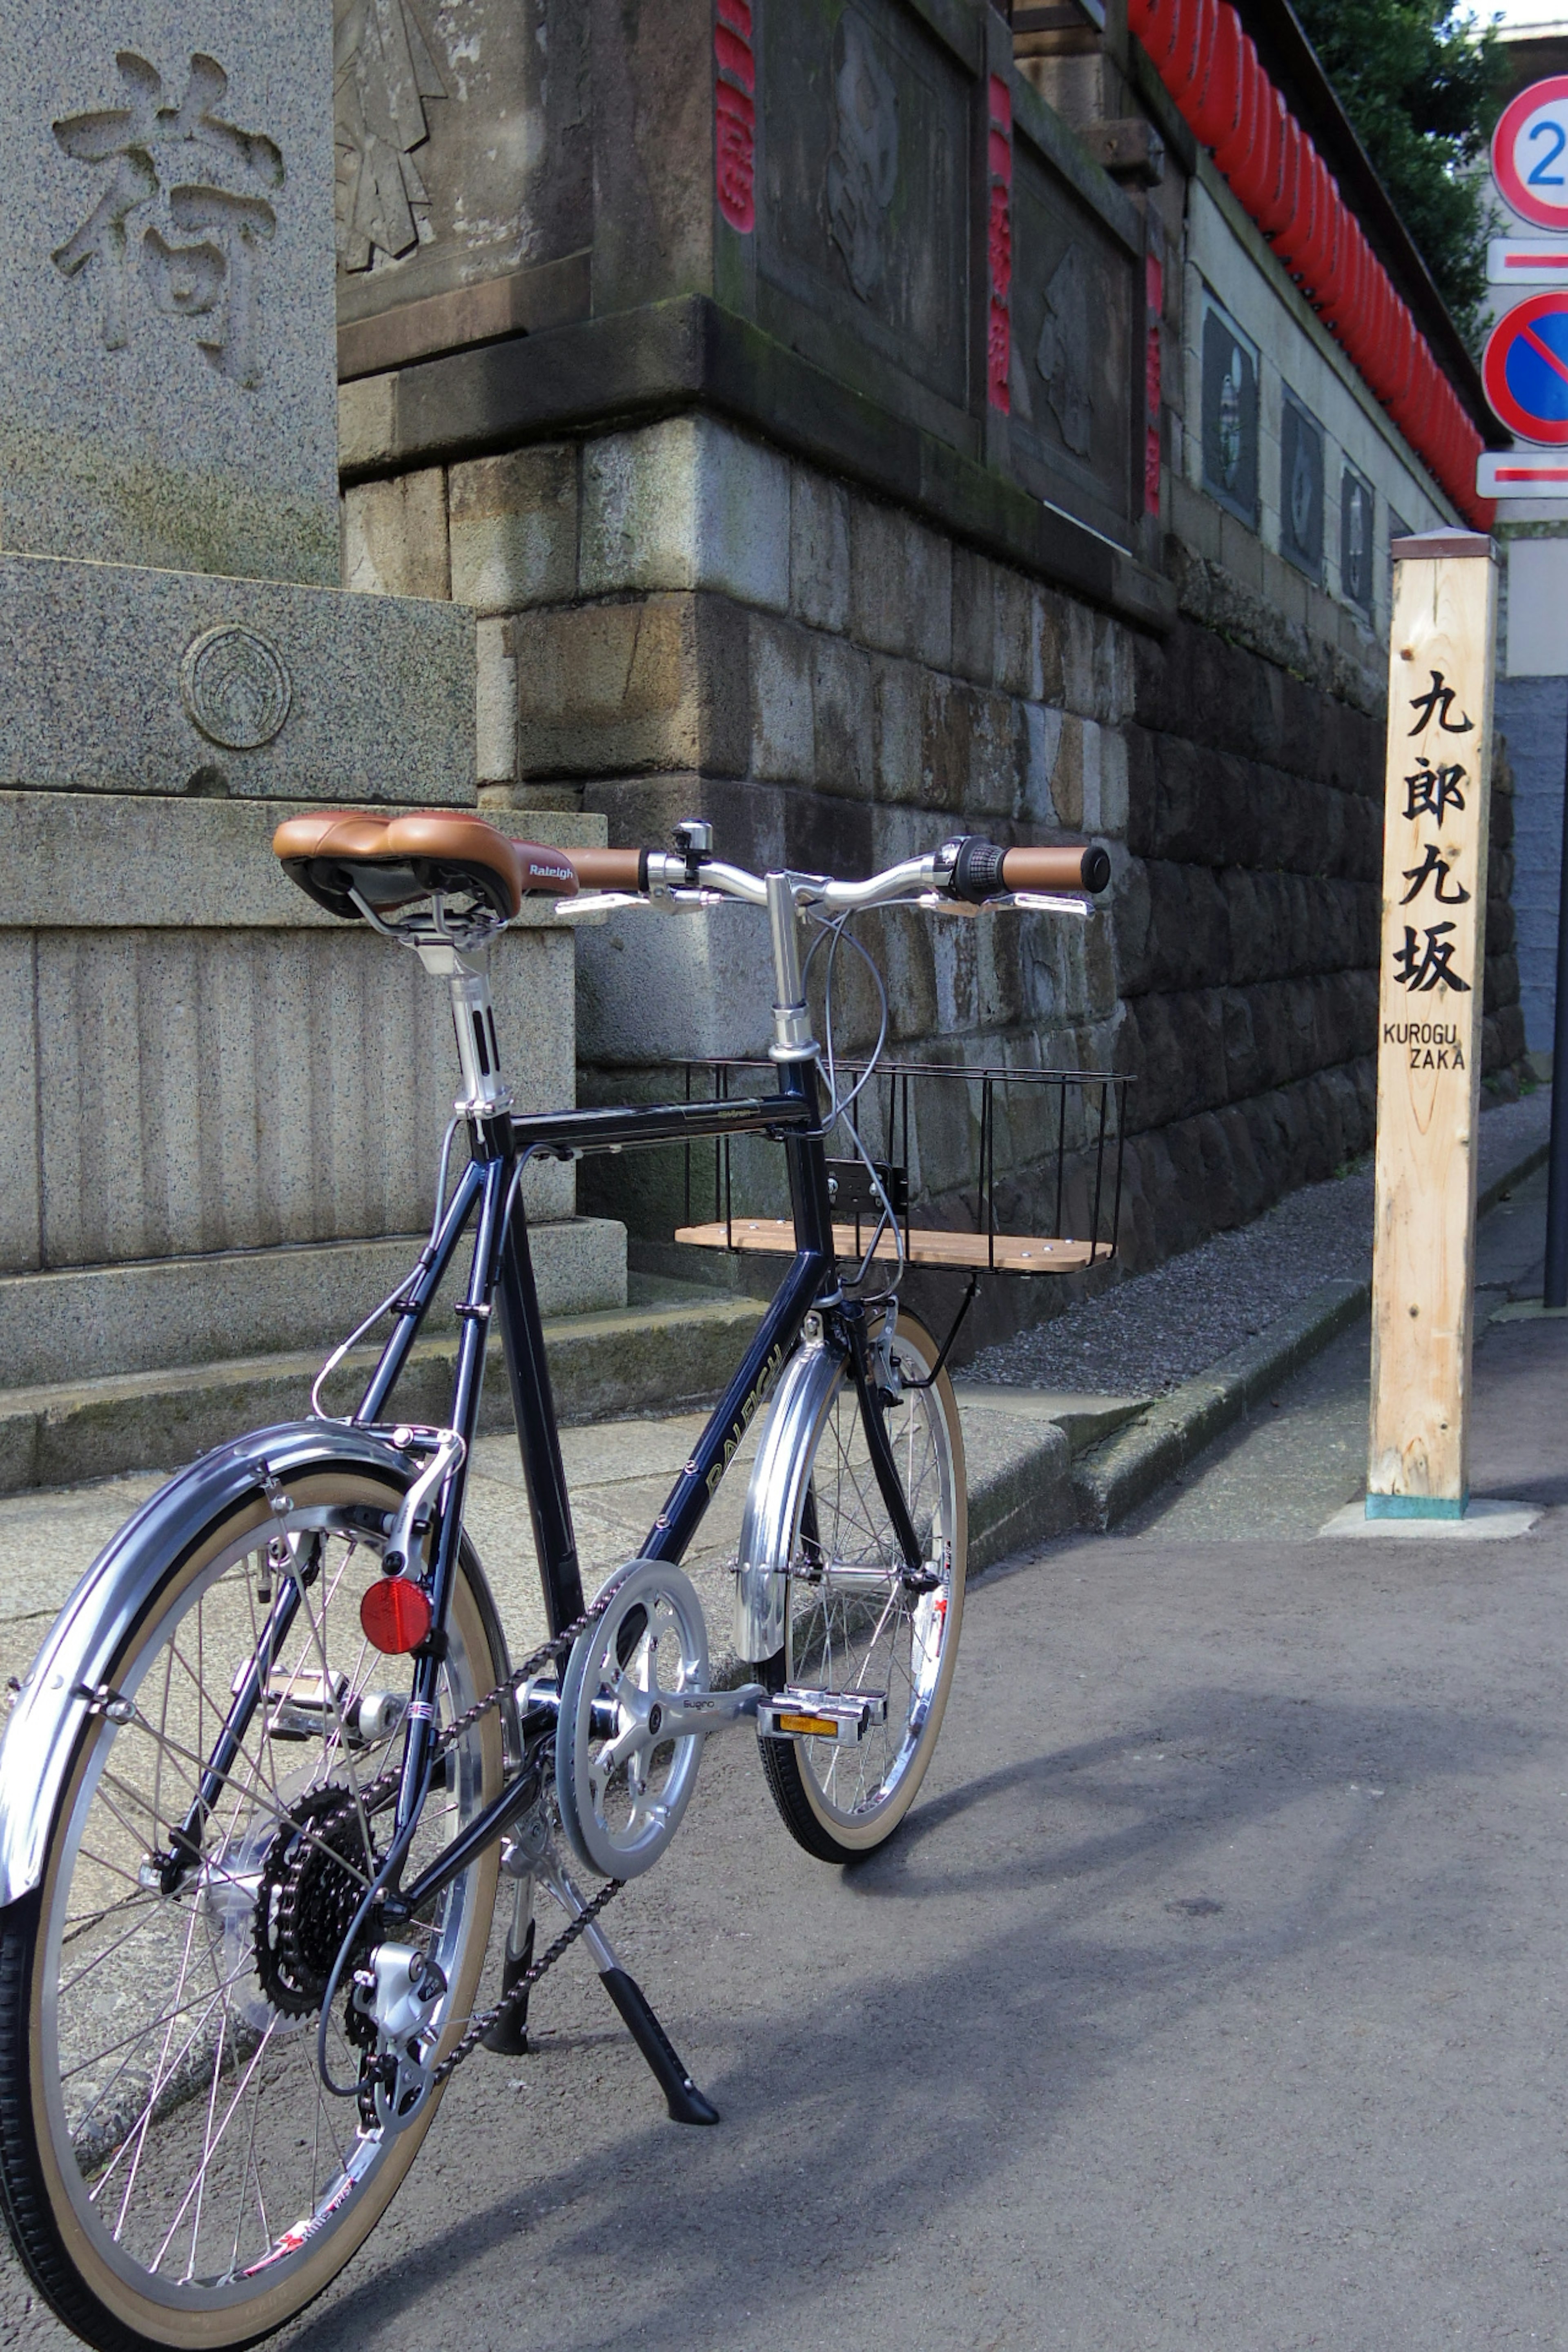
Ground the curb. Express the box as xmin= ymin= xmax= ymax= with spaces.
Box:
xmin=1070 ymin=1278 xmax=1367 ymax=1532
xmin=1069 ymin=1123 xmax=1552 ymax=1536
xmin=966 ymin=1421 xmax=1076 ymax=1572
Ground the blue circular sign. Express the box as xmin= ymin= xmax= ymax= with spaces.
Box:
xmin=1483 ymin=291 xmax=1568 ymax=443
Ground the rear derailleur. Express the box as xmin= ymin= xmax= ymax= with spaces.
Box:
xmin=348 ymin=1943 xmax=448 ymax=2136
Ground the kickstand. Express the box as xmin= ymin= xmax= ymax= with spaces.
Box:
xmin=537 ymin=1852 xmax=719 ymax=2125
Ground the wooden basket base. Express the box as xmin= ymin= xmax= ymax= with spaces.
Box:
xmin=673 ymin=1218 xmax=1100 ymax=1272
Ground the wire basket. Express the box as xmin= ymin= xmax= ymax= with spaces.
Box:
xmin=664 ymin=1059 xmax=1130 ymax=1276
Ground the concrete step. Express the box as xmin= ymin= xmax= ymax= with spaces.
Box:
xmin=0 ymin=1276 xmax=766 ymax=1495
xmin=0 ymin=1218 xmax=628 ymax=1388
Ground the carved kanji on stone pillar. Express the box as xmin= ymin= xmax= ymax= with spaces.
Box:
xmin=715 ymin=0 xmax=755 ymax=234
xmin=986 ymin=75 xmax=1011 ymax=413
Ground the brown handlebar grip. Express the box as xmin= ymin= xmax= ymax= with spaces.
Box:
xmin=561 ymin=846 xmax=646 ymax=891
xmin=1000 ymin=843 xmax=1111 ymax=895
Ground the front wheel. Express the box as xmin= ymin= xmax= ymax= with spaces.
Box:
xmin=759 ymin=1310 xmax=966 ymax=1862
xmin=0 ymin=1462 xmax=505 ymax=2352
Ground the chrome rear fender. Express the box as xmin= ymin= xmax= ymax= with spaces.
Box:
xmin=0 ymin=1420 xmax=512 ymax=1906
xmin=733 ymin=1336 xmax=844 ymax=1663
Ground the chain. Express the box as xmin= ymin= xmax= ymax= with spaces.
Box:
xmin=286 ymin=1593 xmax=616 ymax=2088
xmin=286 ymin=1597 xmax=611 ymax=1853
xmin=432 ymin=1876 xmax=624 ymax=2082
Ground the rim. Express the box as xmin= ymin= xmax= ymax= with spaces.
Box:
xmin=785 ymin=1326 xmax=958 ymax=1830
xmin=36 ymin=1485 xmax=496 ymax=2316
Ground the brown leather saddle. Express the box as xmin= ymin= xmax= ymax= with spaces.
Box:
xmin=272 ymin=810 xmax=580 ymax=922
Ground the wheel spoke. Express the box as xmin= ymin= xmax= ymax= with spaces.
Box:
xmin=20 ymin=1481 xmax=503 ymax=2328
xmin=769 ymin=1322 xmax=962 ymax=1851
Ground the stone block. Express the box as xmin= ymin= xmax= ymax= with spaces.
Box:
xmin=951 ymin=548 xmax=997 ymax=686
xmin=515 ymin=595 xmax=693 ymax=780
xmin=0 ymin=789 xmax=595 ymax=930
xmin=0 ymin=936 xmax=39 ymax=1271
xmin=575 ymin=883 xmax=777 ymax=1064
xmin=790 ymin=466 xmax=851 ymax=634
xmin=339 ymin=372 xmax=395 ymax=473
xmin=849 ymin=500 xmax=953 ymax=671
xmin=918 ymin=675 xmax=975 ymax=818
xmin=7 ymin=915 xmax=574 ymax=1274
xmin=993 ymin=569 xmax=1045 ymax=702
xmin=968 ymin=692 xmax=1020 ymax=820
xmin=342 ymin=467 xmax=450 ymax=600
xmin=580 ymin=418 xmax=791 ymax=612
xmin=1019 ymin=703 xmax=1064 ymax=826
xmin=749 ymin=615 xmax=815 ymax=783
xmin=1050 ymin=714 xmax=1088 ymax=830
xmin=1095 ymin=729 xmax=1130 ymax=836
xmin=813 ymin=636 xmax=875 ymax=800
xmin=450 ymin=446 xmax=578 ymax=615
xmin=476 ymin=617 xmax=517 ymax=784
xmin=873 ymin=659 xmax=927 ymax=808
xmin=0 ymin=552 xmax=474 ymax=802
xmin=0 ymin=6 xmax=339 ymax=586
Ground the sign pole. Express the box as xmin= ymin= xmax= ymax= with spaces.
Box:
xmin=1544 ymin=712 xmax=1568 ymax=1306
xmin=1368 ymin=531 xmax=1498 ymax=1519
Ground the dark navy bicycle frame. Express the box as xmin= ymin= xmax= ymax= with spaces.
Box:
xmin=162 ymin=1052 xmax=926 ymax=1921
xmin=343 ymin=1050 xmax=921 ymax=1920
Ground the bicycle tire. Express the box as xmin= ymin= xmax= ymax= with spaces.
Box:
xmin=758 ymin=1310 xmax=966 ymax=1862
xmin=0 ymin=1462 xmax=505 ymax=2352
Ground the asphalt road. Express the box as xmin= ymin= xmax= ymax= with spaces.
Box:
xmin=3 ymin=1179 xmax=1567 ymax=2350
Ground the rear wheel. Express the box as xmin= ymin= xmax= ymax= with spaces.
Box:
xmin=0 ymin=1464 xmax=504 ymax=2352
xmin=759 ymin=1311 xmax=966 ymax=1862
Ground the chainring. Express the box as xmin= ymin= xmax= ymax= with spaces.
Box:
xmin=254 ymin=1785 xmax=381 ymax=2019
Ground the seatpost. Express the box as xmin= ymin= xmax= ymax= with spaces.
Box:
xmin=415 ymin=935 xmax=512 ymax=1118
xmin=765 ymin=872 xmax=816 ymax=1065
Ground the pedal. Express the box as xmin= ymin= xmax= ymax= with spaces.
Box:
xmin=756 ymin=1688 xmax=887 ymax=1745
xmin=240 ymin=1664 xmax=408 ymax=1748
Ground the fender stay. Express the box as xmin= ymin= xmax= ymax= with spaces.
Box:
xmin=0 ymin=1420 xmax=510 ymax=1906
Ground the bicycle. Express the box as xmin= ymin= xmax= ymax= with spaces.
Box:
xmin=0 ymin=808 xmax=1108 ymax=2351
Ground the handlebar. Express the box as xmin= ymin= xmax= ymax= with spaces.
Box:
xmin=550 ymin=834 xmax=1110 ymax=915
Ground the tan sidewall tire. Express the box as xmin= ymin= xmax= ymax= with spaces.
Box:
xmin=791 ymin=1311 xmax=967 ymax=1855
xmin=26 ymin=1470 xmax=503 ymax=2350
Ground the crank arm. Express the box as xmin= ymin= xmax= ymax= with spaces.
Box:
xmin=535 ymin=1844 xmax=621 ymax=1971
xmin=623 ymin=1683 xmax=766 ymax=1743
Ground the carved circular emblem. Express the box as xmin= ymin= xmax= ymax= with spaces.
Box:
xmin=180 ymin=625 xmax=292 ymax=749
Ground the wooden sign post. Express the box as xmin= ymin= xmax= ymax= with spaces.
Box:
xmin=1367 ymin=530 xmax=1498 ymax=1519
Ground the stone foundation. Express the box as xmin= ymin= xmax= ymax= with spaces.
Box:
xmin=345 ymin=412 xmax=1522 ymax=1284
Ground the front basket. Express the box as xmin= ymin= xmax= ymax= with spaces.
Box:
xmin=663 ymin=1058 xmax=1130 ymax=1276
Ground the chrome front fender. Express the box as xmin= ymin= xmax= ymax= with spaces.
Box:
xmin=0 ymin=1420 xmax=511 ymax=1907
xmin=732 ymin=1338 xmax=844 ymax=1663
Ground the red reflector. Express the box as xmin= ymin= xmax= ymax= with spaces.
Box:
xmin=360 ymin=1576 xmax=433 ymax=1655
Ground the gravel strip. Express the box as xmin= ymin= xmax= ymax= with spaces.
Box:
xmin=967 ymin=1089 xmax=1551 ymax=1400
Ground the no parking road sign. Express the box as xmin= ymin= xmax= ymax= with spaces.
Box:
xmin=1482 ymin=291 xmax=1568 ymax=443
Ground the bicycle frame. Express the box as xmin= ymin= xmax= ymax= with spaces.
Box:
xmin=323 ymin=1045 xmax=919 ymax=1924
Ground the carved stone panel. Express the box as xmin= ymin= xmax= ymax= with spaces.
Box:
xmin=0 ymin=4 xmax=340 ymax=584
xmin=1341 ymin=461 xmax=1375 ymax=614
xmin=757 ymin=0 xmax=967 ymax=415
xmin=1008 ymin=142 xmax=1133 ymax=535
xmin=1280 ymin=387 xmax=1325 ymax=582
xmin=334 ymin=0 xmax=592 ymax=333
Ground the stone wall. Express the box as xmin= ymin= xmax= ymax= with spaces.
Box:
xmin=344 ymin=409 xmax=1524 ymax=1283
xmin=333 ymin=0 xmax=1528 ymax=1311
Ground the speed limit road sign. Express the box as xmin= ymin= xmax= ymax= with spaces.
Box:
xmin=1493 ymin=74 xmax=1568 ymax=231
